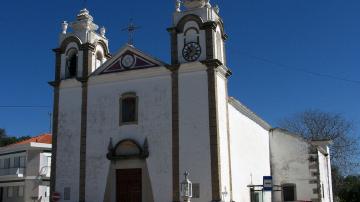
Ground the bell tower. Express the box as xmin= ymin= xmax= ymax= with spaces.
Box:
xmin=54 ymin=8 xmax=111 ymax=81
xmin=168 ymin=0 xmax=227 ymax=65
xmin=168 ymin=1 xmax=232 ymax=202
xmin=50 ymin=8 xmax=111 ymax=200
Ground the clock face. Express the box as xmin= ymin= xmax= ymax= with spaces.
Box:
xmin=121 ymin=54 xmax=135 ymax=69
xmin=182 ymin=42 xmax=201 ymax=62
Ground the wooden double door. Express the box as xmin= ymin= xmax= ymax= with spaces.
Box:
xmin=116 ymin=169 xmax=142 ymax=202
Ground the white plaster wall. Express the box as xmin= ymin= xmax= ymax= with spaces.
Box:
xmin=178 ymin=65 xmax=212 ymax=202
xmin=270 ymin=129 xmax=317 ymax=202
xmin=85 ymin=68 xmax=172 ymax=202
xmin=228 ymin=104 xmax=271 ymax=202
xmin=56 ymin=80 xmax=82 ymax=202
xmin=318 ymin=150 xmax=333 ymax=202
xmin=216 ymin=74 xmax=231 ymax=201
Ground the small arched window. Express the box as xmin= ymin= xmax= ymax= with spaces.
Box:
xmin=95 ymin=51 xmax=103 ymax=69
xmin=120 ymin=92 xmax=138 ymax=125
xmin=66 ymin=49 xmax=78 ymax=78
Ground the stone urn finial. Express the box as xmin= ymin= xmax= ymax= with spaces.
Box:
xmin=100 ymin=26 xmax=106 ymax=37
xmin=61 ymin=21 xmax=68 ymax=34
xmin=176 ymin=0 xmax=182 ymax=12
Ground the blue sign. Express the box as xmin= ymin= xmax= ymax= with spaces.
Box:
xmin=263 ymin=176 xmax=273 ymax=191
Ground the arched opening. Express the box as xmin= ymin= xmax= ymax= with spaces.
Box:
xmin=96 ymin=51 xmax=103 ymax=69
xmin=66 ymin=49 xmax=78 ymax=78
xmin=105 ymin=138 xmax=153 ymax=202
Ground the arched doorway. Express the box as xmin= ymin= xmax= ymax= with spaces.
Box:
xmin=105 ymin=138 xmax=154 ymax=202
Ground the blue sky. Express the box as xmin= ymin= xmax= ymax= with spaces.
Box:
xmin=0 ymin=0 xmax=359 ymax=137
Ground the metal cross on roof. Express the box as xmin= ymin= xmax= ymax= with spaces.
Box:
xmin=122 ymin=18 xmax=141 ymax=46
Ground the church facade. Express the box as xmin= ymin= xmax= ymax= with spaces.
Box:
xmin=49 ymin=1 xmax=333 ymax=202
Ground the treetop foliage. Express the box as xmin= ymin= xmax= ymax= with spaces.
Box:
xmin=0 ymin=128 xmax=31 ymax=147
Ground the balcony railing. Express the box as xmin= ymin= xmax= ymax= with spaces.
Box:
xmin=0 ymin=168 xmax=25 ymax=177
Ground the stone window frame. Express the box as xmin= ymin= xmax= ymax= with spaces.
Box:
xmin=119 ymin=92 xmax=139 ymax=126
xmin=282 ymin=183 xmax=297 ymax=202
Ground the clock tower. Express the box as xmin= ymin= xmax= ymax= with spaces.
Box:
xmin=168 ymin=0 xmax=227 ymax=65
xmin=168 ymin=1 xmax=232 ymax=202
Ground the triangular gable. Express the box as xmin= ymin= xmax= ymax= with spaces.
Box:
xmin=95 ymin=45 xmax=166 ymax=75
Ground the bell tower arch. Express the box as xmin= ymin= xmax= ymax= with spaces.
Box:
xmin=55 ymin=8 xmax=111 ymax=81
xmin=168 ymin=0 xmax=227 ymax=65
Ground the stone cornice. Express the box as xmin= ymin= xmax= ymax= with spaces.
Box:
xmin=76 ymin=77 xmax=89 ymax=83
xmin=201 ymin=59 xmax=223 ymax=67
xmin=165 ymin=64 xmax=180 ymax=72
xmin=202 ymin=21 xmax=217 ymax=31
xmin=48 ymin=81 xmax=60 ymax=88
xmin=201 ymin=59 xmax=232 ymax=77
xmin=80 ymin=43 xmax=96 ymax=52
xmin=52 ymin=48 xmax=62 ymax=54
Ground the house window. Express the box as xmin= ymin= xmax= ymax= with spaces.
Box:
xmin=13 ymin=186 xmax=18 ymax=196
xmin=4 ymin=158 xmax=10 ymax=169
xmin=14 ymin=157 xmax=20 ymax=168
xmin=18 ymin=186 xmax=24 ymax=197
xmin=64 ymin=187 xmax=71 ymax=200
xmin=20 ymin=156 xmax=26 ymax=168
xmin=66 ymin=49 xmax=78 ymax=78
xmin=282 ymin=184 xmax=296 ymax=202
xmin=7 ymin=187 xmax=13 ymax=197
xmin=120 ymin=93 xmax=138 ymax=124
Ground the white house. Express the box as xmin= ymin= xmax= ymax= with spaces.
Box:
xmin=0 ymin=134 xmax=52 ymax=202
xmin=270 ymin=129 xmax=333 ymax=202
xmin=49 ymin=1 xmax=333 ymax=202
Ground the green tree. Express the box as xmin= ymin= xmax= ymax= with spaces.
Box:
xmin=0 ymin=128 xmax=31 ymax=147
xmin=280 ymin=110 xmax=360 ymax=200
xmin=338 ymin=175 xmax=360 ymax=202
xmin=0 ymin=128 xmax=6 ymax=139
xmin=280 ymin=110 xmax=359 ymax=174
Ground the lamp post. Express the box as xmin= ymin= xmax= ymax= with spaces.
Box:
xmin=180 ymin=171 xmax=192 ymax=202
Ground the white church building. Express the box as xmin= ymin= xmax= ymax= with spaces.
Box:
xmin=49 ymin=1 xmax=333 ymax=202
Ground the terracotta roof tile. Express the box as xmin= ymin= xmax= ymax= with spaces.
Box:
xmin=9 ymin=133 xmax=52 ymax=146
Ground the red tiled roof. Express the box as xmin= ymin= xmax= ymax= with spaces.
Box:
xmin=9 ymin=133 xmax=52 ymax=146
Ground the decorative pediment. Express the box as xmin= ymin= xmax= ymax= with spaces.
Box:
xmin=97 ymin=45 xmax=166 ymax=75
xmin=106 ymin=138 xmax=149 ymax=160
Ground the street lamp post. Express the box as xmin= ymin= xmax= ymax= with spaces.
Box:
xmin=180 ymin=171 xmax=193 ymax=202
